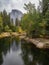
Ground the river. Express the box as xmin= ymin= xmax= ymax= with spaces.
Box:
xmin=0 ymin=37 xmax=49 ymax=65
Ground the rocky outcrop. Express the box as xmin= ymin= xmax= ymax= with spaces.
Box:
xmin=10 ymin=9 xmax=23 ymax=25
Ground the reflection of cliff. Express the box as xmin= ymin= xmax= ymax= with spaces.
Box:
xmin=0 ymin=38 xmax=49 ymax=65
xmin=2 ymin=40 xmax=24 ymax=65
xmin=10 ymin=40 xmax=22 ymax=54
xmin=11 ymin=41 xmax=18 ymax=51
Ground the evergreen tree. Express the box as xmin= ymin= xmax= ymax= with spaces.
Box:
xmin=42 ymin=0 xmax=49 ymax=15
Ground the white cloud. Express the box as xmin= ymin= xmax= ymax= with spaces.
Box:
xmin=0 ymin=0 xmax=39 ymax=13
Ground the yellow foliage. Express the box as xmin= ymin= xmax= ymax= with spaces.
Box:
xmin=18 ymin=26 xmax=23 ymax=33
xmin=18 ymin=26 xmax=26 ymax=34
xmin=40 ymin=35 xmax=43 ymax=38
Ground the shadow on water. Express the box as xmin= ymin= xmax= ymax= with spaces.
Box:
xmin=0 ymin=37 xmax=49 ymax=65
xmin=21 ymin=40 xmax=49 ymax=65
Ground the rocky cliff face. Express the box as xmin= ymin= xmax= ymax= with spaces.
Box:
xmin=10 ymin=9 xmax=23 ymax=25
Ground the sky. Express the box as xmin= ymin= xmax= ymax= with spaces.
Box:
xmin=0 ymin=0 xmax=39 ymax=13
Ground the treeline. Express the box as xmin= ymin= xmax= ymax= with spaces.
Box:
xmin=0 ymin=10 xmax=19 ymax=33
xmin=21 ymin=0 xmax=49 ymax=38
xmin=0 ymin=0 xmax=49 ymax=38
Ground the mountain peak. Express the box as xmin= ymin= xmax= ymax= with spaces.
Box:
xmin=10 ymin=9 xmax=23 ymax=25
xmin=12 ymin=9 xmax=22 ymax=14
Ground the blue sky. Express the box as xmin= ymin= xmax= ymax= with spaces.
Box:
xmin=0 ymin=0 xmax=39 ymax=13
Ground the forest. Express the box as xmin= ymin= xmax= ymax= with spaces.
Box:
xmin=0 ymin=0 xmax=49 ymax=38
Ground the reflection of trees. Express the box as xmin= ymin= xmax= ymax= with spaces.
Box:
xmin=21 ymin=40 xmax=49 ymax=65
xmin=21 ymin=40 xmax=36 ymax=65
xmin=0 ymin=37 xmax=12 ymax=65
xmin=0 ymin=38 xmax=49 ymax=65
xmin=0 ymin=52 xmax=3 ymax=65
xmin=37 ymin=50 xmax=49 ymax=65
xmin=0 ymin=37 xmax=21 ymax=65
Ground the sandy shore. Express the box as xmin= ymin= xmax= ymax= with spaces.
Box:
xmin=0 ymin=32 xmax=49 ymax=49
xmin=0 ymin=32 xmax=26 ymax=38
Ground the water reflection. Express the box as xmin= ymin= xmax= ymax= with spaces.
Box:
xmin=0 ymin=38 xmax=49 ymax=65
xmin=2 ymin=38 xmax=24 ymax=65
xmin=21 ymin=40 xmax=49 ymax=65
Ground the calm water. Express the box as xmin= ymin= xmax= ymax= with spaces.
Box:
xmin=0 ymin=37 xmax=49 ymax=65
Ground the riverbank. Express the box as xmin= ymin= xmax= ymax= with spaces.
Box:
xmin=19 ymin=35 xmax=49 ymax=49
xmin=0 ymin=32 xmax=49 ymax=49
xmin=23 ymin=37 xmax=49 ymax=49
xmin=0 ymin=32 xmax=26 ymax=38
xmin=0 ymin=32 xmax=11 ymax=38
